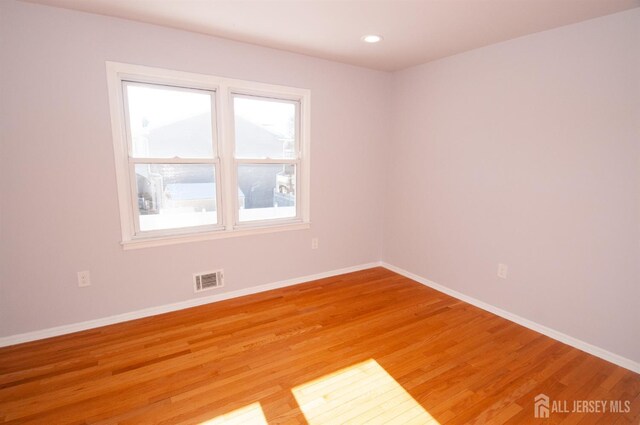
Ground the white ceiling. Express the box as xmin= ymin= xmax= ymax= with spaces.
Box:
xmin=22 ymin=0 xmax=640 ymax=71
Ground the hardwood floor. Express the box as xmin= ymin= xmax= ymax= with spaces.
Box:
xmin=0 ymin=267 xmax=638 ymax=424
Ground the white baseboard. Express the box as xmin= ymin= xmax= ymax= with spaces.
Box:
xmin=4 ymin=261 xmax=638 ymax=375
xmin=0 ymin=262 xmax=380 ymax=348
xmin=380 ymin=262 xmax=640 ymax=374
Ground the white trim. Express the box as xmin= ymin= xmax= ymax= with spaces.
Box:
xmin=122 ymin=222 xmax=310 ymax=249
xmin=218 ymin=84 xmax=235 ymax=232
xmin=106 ymin=62 xmax=136 ymax=242
xmin=235 ymin=158 xmax=298 ymax=164
xmin=0 ymin=262 xmax=378 ymax=348
xmin=380 ymin=262 xmax=640 ymax=374
xmin=5 ymin=261 xmax=635 ymax=374
xmin=300 ymin=94 xmax=311 ymax=224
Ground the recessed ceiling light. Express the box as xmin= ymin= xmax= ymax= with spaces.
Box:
xmin=361 ymin=34 xmax=383 ymax=43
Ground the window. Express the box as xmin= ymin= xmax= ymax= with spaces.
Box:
xmin=106 ymin=62 xmax=310 ymax=248
xmin=233 ymin=95 xmax=299 ymax=224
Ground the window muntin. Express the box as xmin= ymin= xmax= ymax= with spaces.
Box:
xmin=107 ymin=62 xmax=310 ymax=247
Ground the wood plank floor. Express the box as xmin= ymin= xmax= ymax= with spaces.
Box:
xmin=0 ymin=267 xmax=638 ymax=424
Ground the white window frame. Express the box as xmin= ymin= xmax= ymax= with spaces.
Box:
xmin=106 ymin=62 xmax=311 ymax=249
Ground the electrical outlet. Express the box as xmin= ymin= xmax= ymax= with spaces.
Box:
xmin=311 ymin=238 xmax=319 ymax=249
xmin=78 ymin=270 xmax=91 ymax=287
xmin=497 ymin=263 xmax=508 ymax=279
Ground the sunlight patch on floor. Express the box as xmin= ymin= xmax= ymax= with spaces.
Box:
xmin=292 ymin=359 xmax=440 ymax=424
xmin=199 ymin=402 xmax=268 ymax=425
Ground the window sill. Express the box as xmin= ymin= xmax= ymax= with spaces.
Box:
xmin=121 ymin=222 xmax=310 ymax=250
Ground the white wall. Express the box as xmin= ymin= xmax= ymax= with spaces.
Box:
xmin=1 ymin=1 xmax=638 ymax=366
xmin=0 ymin=0 xmax=390 ymax=336
xmin=384 ymin=9 xmax=640 ymax=362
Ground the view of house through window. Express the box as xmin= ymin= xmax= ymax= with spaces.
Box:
xmin=135 ymin=163 xmax=217 ymax=231
xmin=233 ymin=95 xmax=298 ymax=223
xmin=125 ymin=82 xmax=219 ymax=232
xmin=112 ymin=64 xmax=309 ymax=243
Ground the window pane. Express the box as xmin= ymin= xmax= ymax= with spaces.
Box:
xmin=135 ymin=164 xmax=217 ymax=231
xmin=234 ymin=96 xmax=296 ymax=159
xmin=238 ymin=164 xmax=296 ymax=222
xmin=125 ymin=83 xmax=215 ymax=158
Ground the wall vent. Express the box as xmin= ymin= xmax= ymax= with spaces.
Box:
xmin=193 ymin=270 xmax=224 ymax=293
